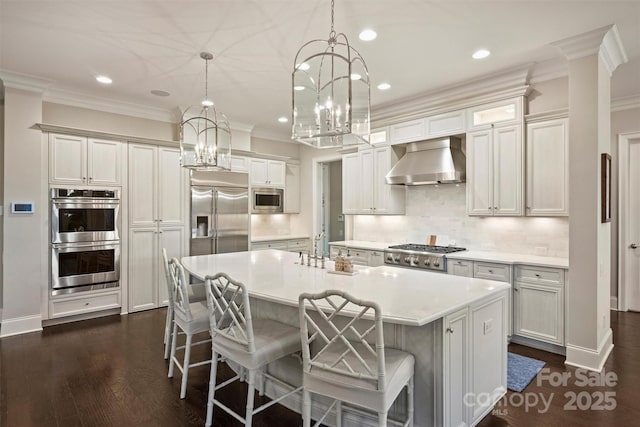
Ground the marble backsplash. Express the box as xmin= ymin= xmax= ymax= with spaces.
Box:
xmin=251 ymin=214 xmax=293 ymax=238
xmin=352 ymin=184 xmax=569 ymax=257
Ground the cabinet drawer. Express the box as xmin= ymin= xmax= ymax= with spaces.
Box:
xmin=287 ymin=239 xmax=309 ymax=252
xmin=448 ymin=259 xmax=474 ymax=277
xmin=369 ymin=251 xmax=385 ymax=267
xmin=515 ymin=266 xmax=564 ymax=285
xmin=348 ymin=249 xmax=370 ymax=266
xmin=252 ymin=241 xmax=288 ymax=251
xmin=50 ymin=291 xmax=121 ymax=318
xmin=329 ymin=245 xmax=344 ymax=259
xmin=474 ymin=262 xmax=511 ymax=282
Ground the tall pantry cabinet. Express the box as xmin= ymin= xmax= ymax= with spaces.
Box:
xmin=128 ymin=144 xmax=187 ymax=312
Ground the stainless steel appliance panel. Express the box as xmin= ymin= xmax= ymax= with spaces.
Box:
xmin=190 ymin=186 xmax=215 ymax=256
xmin=52 ymin=242 xmax=120 ymax=289
xmin=215 ymin=187 xmax=249 ymax=253
xmin=51 ymin=201 xmax=120 ymax=243
xmin=251 ymin=187 xmax=283 ymax=214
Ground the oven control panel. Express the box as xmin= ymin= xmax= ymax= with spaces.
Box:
xmin=383 ymin=250 xmax=446 ymax=271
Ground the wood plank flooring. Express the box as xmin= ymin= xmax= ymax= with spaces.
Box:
xmin=1 ymin=309 xmax=638 ymax=426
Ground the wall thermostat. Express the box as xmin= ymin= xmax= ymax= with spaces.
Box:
xmin=11 ymin=202 xmax=34 ymax=214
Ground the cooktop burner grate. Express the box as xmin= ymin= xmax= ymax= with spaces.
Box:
xmin=387 ymin=244 xmax=467 ymax=254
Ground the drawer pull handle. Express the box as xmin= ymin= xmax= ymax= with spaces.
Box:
xmin=488 ymin=269 xmax=493 ymax=273
xmin=535 ymin=274 xmax=541 ymax=277
xmin=85 ymin=302 xmax=90 ymax=306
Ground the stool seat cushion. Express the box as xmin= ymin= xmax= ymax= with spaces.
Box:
xmin=213 ymin=319 xmax=301 ymax=370
xmin=174 ymin=301 xmax=210 ymax=335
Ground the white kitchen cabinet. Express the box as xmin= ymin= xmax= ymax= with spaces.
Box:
xmin=443 ymin=292 xmax=507 ymax=427
xmin=250 ymin=158 xmax=286 ymax=188
xmin=467 ymin=98 xmax=522 ymax=131
xmin=425 ymin=109 xmax=466 ymax=138
xmin=466 ymin=123 xmax=523 ymax=216
xmin=284 ymin=163 xmax=300 ymax=213
xmin=513 ymin=265 xmax=564 ymax=345
xmin=128 ymin=144 xmax=186 ymax=313
xmin=390 ymin=118 xmax=425 ymax=144
xmin=49 ymin=133 xmax=122 ymax=186
xmin=447 ymin=259 xmax=473 ymax=277
xmin=341 ymin=146 xmax=405 ymax=215
xmin=251 ymin=238 xmax=310 ymax=253
xmin=443 ymin=308 xmax=470 ymax=427
xmin=49 ymin=289 xmax=121 ymax=319
xmin=230 ymin=155 xmax=249 ymax=173
xmin=526 ymin=118 xmax=569 ymax=216
xmin=328 ymin=245 xmax=384 ymax=266
xmin=367 ymin=127 xmax=389 ymax=145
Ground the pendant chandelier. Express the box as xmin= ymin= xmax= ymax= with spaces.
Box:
xmin=180 ymin=52 xmax=232 ymax=170
xmin=292 ymin=0 xmax=371 ymax=148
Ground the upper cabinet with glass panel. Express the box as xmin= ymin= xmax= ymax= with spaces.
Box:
xmin=467 ymin=98 xmax=523 ymax=130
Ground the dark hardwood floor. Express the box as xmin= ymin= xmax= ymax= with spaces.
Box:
xmin=1 ymin=309 xmax=638 ymax=426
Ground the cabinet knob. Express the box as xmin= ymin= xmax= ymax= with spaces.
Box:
xmin=488 ymin=269 xmax=493 ymax=273
xmin=494 ymin=206 xmax=498 ymax=210
xmin=446 ymin=327 xmax=454 ymax=334
xmin=631 ymin=243 xmax=638 ymax=249
xmin=535 ymin=273 xmax=541 ymax=277
xmin=514 ymin=288 xmax=519 ymax=292
xmin=488 ymin=206 xmax=492 ymax=210
xmin=85 ymin=302 xmax=90 ymax=306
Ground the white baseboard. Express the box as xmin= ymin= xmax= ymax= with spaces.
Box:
xmin=565 ymin=328 xmax=614 ymax=372
xmin=0 ymin=314 xmax=43 ymax=338
xmin=610 ymin=296 xmax=619 ymax=311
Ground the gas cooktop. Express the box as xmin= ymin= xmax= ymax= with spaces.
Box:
xmin=384 ymin=244 xmax=467 ymax=271
xmin=387 ymin=244 xmax=467 ymax=254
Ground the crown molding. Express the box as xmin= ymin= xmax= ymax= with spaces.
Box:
xmin=551 ymin=24 xmax=628 ymax=76
xmin=611 ymin=94 xmax=640 ymax=112
xmin=35 ymin=123 xmax=179 ymax=147
xmin=525 ymin=108 xmax=569 ymax=123
xmin=371 ymin=64 xmax=531 ymax=126
xmin=529 ymin=58 xmax=568 ymax=84
xmin=0 ymin=69 xmax=53 ymax=93
xmin=44 ymin=88 xmax=179 ymax=123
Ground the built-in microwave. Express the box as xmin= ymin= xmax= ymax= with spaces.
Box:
xmin=251 ymin=188 xmax=283 ymax=214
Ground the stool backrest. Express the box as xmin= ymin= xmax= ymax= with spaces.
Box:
xmin=299 ymin=290 xmax=386 ymax=391
xmin=169 ymin=258 xmax=193 ymax=321
xmin=204 ymin=273 xmax=255 ymax=353
xmin=161 ymin=248 xmax=174 ymax=307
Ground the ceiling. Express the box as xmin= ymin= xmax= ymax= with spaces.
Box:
xmin=1 ymin=0 xmax=639 ymax=139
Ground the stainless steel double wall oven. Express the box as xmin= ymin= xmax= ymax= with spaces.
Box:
xmin=50 ymin=188 xmax=121 ymax=295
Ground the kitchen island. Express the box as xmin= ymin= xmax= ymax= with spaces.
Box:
xmin=182 ymin=250 xmax=510 ymax=427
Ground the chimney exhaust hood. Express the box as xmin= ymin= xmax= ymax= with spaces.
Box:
xmin=385 ymin=136 xmax=465 ymax=185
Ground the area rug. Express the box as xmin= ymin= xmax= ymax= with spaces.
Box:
xmin=507 ymin=352 xmax=545 ymax=392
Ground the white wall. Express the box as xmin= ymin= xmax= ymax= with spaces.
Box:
xmin=43 ymin=102 xmax=177 ymax=141
xmin=351 ymin=184 xmax=569 ymax=256
xmin=1 ymin=87 xmax=44 ymax=336
xmin=0 ymin=103 xmax=4 ymax=311
xmin=528 ymin=77 xmax=569 ymax=114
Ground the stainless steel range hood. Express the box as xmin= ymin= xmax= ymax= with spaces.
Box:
xmin=385 ymin=136 xmax=465 ymax=185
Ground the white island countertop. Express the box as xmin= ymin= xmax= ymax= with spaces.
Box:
xmin=182 ymin=250 xmax=510 ymax=327
xmin=251 ymin=234 xmax=310 ymax=243
xmin=328 ymin=240 xmax=391 ymax=251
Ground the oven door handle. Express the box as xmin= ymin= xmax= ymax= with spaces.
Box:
xmin=52 ymin=242 xmax=120 ymax=250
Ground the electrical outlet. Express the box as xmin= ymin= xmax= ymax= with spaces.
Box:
xmin=483 ymin=319 xmax=493 ymax=335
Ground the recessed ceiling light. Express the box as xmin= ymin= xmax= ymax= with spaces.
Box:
xmin=278 ymin=116 xmax=289 ymax=123
xmin=472 ymin=49 xmax=491 ymax=59
xmin=377 ymin=82 xmax=391 ymax=90
xmin=294 ymin=85 xmax=305 ymax=91
xmin=359 ymin=29 xmax=377 ymax=41
xmin=150 ymin=90 xmax=170 ymax=97
xmin=201 ymin=99 xmax=214 ymax=107
xmin=296 ymin=63 xmax=310 ymax=71
xmin=350 ymin=73 xmax=362 ymax=81
xmin=96 ymin=75 xmax=112 ymax=84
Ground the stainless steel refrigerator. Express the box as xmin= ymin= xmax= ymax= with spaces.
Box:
xmin=190 ymin=170 xmax=249 ymax=256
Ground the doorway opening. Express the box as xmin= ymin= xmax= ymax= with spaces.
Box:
xmin=618 ymin=132 xmax=640 ymax=311
xmin=316 ymin=160 xmax=344 ymax=255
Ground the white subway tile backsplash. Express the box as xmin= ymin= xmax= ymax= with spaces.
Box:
xmin=352 ymin=184 xmax=569 ymax=257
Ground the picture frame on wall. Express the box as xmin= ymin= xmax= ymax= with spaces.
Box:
xmin=601 ymin=153 xmax=611 ymax=223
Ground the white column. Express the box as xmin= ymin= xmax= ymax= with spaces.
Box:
xmin=0 ymin=72 xmax=50 ymax=336
xmin=552 ymin=25 xmax=627 ymax=371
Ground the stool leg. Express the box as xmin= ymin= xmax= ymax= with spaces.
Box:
xmin=378 ymin=410 xmax=387 ymax=427
xmin=407 ymin=377 xmax=414 ymax=427
xmin=258 ymin=368 xmax=265 ymax=396
xmin=302 ymin=389 xmax=311 ymax=427
xmin=205 ymin=350 xmax=218 ymax=427
xmin=180 ymin=333 xmax=193 ymax=399
xmin=245 ymin=369 xmax=256 ymax=427
xmin=163 ymin=308 xmax=173 ymax=360
xmin=168 ymin=322 xmax=179 ymax=378
xmin=336 ymin=401 xmax=342 ymax=427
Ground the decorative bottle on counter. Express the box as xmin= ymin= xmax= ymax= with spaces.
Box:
xmin=343 ymin=249 xmax=354 ymax=273
xmin=334 ymin=249 xmax=344 ymax=272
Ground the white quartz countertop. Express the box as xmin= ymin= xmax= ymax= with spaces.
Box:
xmin=329 ymin=240 xmax=568 ymax=269
xmin=182 ymin=250 xmax=510 ymax=327
xmin=328 ymin=240 xmax=390 ymax=251
xmin=445 ymin=251 xmax=569 ymax=269
xmin=252 ymin=235 xmax=310 ymax=243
